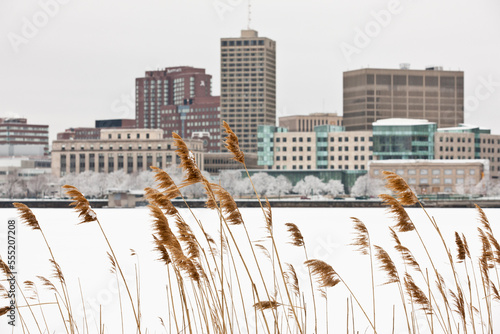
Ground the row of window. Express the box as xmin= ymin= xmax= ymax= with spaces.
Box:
xmin=373 ymin=168 xmax=475 ymax=176
xmin=61 ymin=144 xmax=172 ymax=151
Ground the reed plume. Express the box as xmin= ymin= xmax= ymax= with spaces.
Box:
xmin=0 ymin=307 xmax=9 ymax=317
xmin=404 ymin=273 xmax=432 ymax=314
xmin=455 ymin=232 xmax=466 ymax=263
xmin=380 ymin=194 xmax=414 ymax=232
xmin=13 ymin=202 xmax=40 ymax=230
xmin=285 ymin=222 xmax=304 ymax=247
xmin=62 ymin=185 xmax=97 ymax=223
xmin=264 ymin=197 xmax=273 ymax=235
xmin=150 ymin=166 xmax=181 ymax=199
xmin=144 ymin=187 xmax=179 ymax=216
xmin=172 ymin=132 xmax=204 ymax=187
xmin=149 ymin=204 xmax=199 ymax=282
xmin=374 ymin=245 xmax=399 ymax=285
xmin=286 ymin=264 xmax=300 ymax=298
xmin=152 ymin=235 xmax=172 ymax=265
xmin=305 ymin=259 xmax=340 ymax=289
xmin=222 ymin=121 xmax=245 ymax=164
xmin=253 ymin=300 xmax=280 ymax=311
xmin=207 ymin=183 xmax=244 ymax=225
xmin=49 ymin=259 xmax=65 ymax=284
xmin=390 ymin=228 xmax=421 ymax=272
xmin=175 ymin=216 xmax=200 ymax=259
xmin=350 ymin=218 xmax=370 ymax=255
xmin=0 ymin=258 xmax=11 ymax=276
xmin=382 ymin=171 xmax=418 ymax=205
xmin=107 ymin=252 xmax=117 ymax=274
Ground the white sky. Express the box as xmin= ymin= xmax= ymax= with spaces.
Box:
xmin=1 ymin=0 xmax=500 ymax=142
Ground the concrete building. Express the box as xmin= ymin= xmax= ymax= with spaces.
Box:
xmin=51 ymin=129 xmax=204 ymax=177
xmin=221 ymin=30 xmax=276 ymax=153
xmin=135 ymin=66 xmax=221 ymax=152
xmin=258 ymin=125 xmax=373 ymax=171
xmin=436 ymin=124 xmax=500 ymax=178
xmin=0 ymin=118 xmax=49 ymax=155
xmin=204 ymin=152 xmax=258 ymax=174
xmin=343 ymin=66 xmax=464 ymax=130
xmin=369 ymin=159 xmax=486 ymax=194
xmin=279 ymin=113 xmax=343 ymax=132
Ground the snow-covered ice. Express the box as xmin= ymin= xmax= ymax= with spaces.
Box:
xmin=1 ymin=206 xmax=499 ymax=333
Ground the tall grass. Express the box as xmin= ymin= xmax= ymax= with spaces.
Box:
xmin=1 ymin=125 xmax=500 ymax=333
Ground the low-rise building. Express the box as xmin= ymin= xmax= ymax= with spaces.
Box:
xmin=51 ymin=129 xmax=204 ymax=177
xmin=369 ymin=159 xmax=487 ymax=194
xmin=204 ymin=152 xmax=258 ymax=174
xmin=258 ymin=125 xmax=373 ymax=171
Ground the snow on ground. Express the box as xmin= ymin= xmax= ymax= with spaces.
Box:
xmin=1 ymin=206 xmax=499 ymax=333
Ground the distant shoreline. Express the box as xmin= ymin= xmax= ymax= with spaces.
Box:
xmin=2 ymin=199 xmax=500 ymax=209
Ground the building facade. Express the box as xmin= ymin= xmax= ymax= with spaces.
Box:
xmin=369 ymin=159 xmax=486 ymax=194
xmin=135 ymin=66 xmax=221 ymax=152
xmin=204 ymin=152 xmax=258 ymax=174
xmin=258 ymin=125 xmax=373 ymax=171
xmin=343 ymin=66 xmax=464 ymax=131
xmin=221 ymin=29 xmax=276 ymax=153
xmin=57 ymin=119 xmax=136 ymax=140
xmin=0 ymin=118 xmax=49 ymax=155
xmin=51 ymin=129 xmax=204 ymax=177
xmin=373 ymin=118 xmax=436 ymax=160
xmin=436 ymin=125 xmax=500 ymax=178
xmin=279 ymin=113 xmax=343 ymax=132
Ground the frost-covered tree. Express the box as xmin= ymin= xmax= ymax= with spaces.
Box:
xmin=218 ymin=170 xmax=243 ymax=195
xmin=293 ymin=175 xmax=325 ymax=196
xmin=323 ymin=179 xmax=344 ymax=196
xmin=234 ymin=178 xmax=252 ymax=197
xmin=267 ymin=175 xmax=292 ymax=198
xmin=473 ymin=177 xmax=500 ymax=196
xmin=104 ymin=170 xmax=131 ymax=191
xmin=350 ymin=174 xmax=385 ymax=197
xmin=250 ymin=173 xmax=275 ymax=196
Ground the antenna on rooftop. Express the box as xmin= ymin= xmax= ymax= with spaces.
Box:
xmin=247 ymin=0 xmax=252 ymax=29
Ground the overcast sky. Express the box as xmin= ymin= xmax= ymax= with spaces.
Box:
xmin=1 ymin=0 xmax=499 ymax=142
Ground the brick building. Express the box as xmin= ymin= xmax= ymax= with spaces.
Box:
xmin=135 ymin=66 xmax=221 ymax=152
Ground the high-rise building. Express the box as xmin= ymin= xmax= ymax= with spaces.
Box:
xmin=135 ymin=66 xmax=221 ymax=152
xmin=0 ymin=118 xmax=49 ymax=156
xmin=220 ymin=29 xmax=276 ymax=153
xmin=343 ymin=66 xmax=464 ymax=131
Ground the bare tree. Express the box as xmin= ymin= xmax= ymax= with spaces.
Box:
xmin=1 ymin=169 xmax=24 ymax=198
xmin=27 ymin=174 xmax=50 ymax=198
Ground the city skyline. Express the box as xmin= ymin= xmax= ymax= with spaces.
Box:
xmin=1 ymin=0 xmax=500 ymax=143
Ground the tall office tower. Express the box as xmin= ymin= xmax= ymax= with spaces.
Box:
xmin=343 ymin=65 xmax=464 ymax=131
xmin=136 ymin=66 xmax=221 ymax=152
xmin=220 ymin=30 xmax=276 ymax=153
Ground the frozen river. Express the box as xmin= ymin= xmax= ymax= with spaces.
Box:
xmin=1 ymin=206 xmax=499 ymax=333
